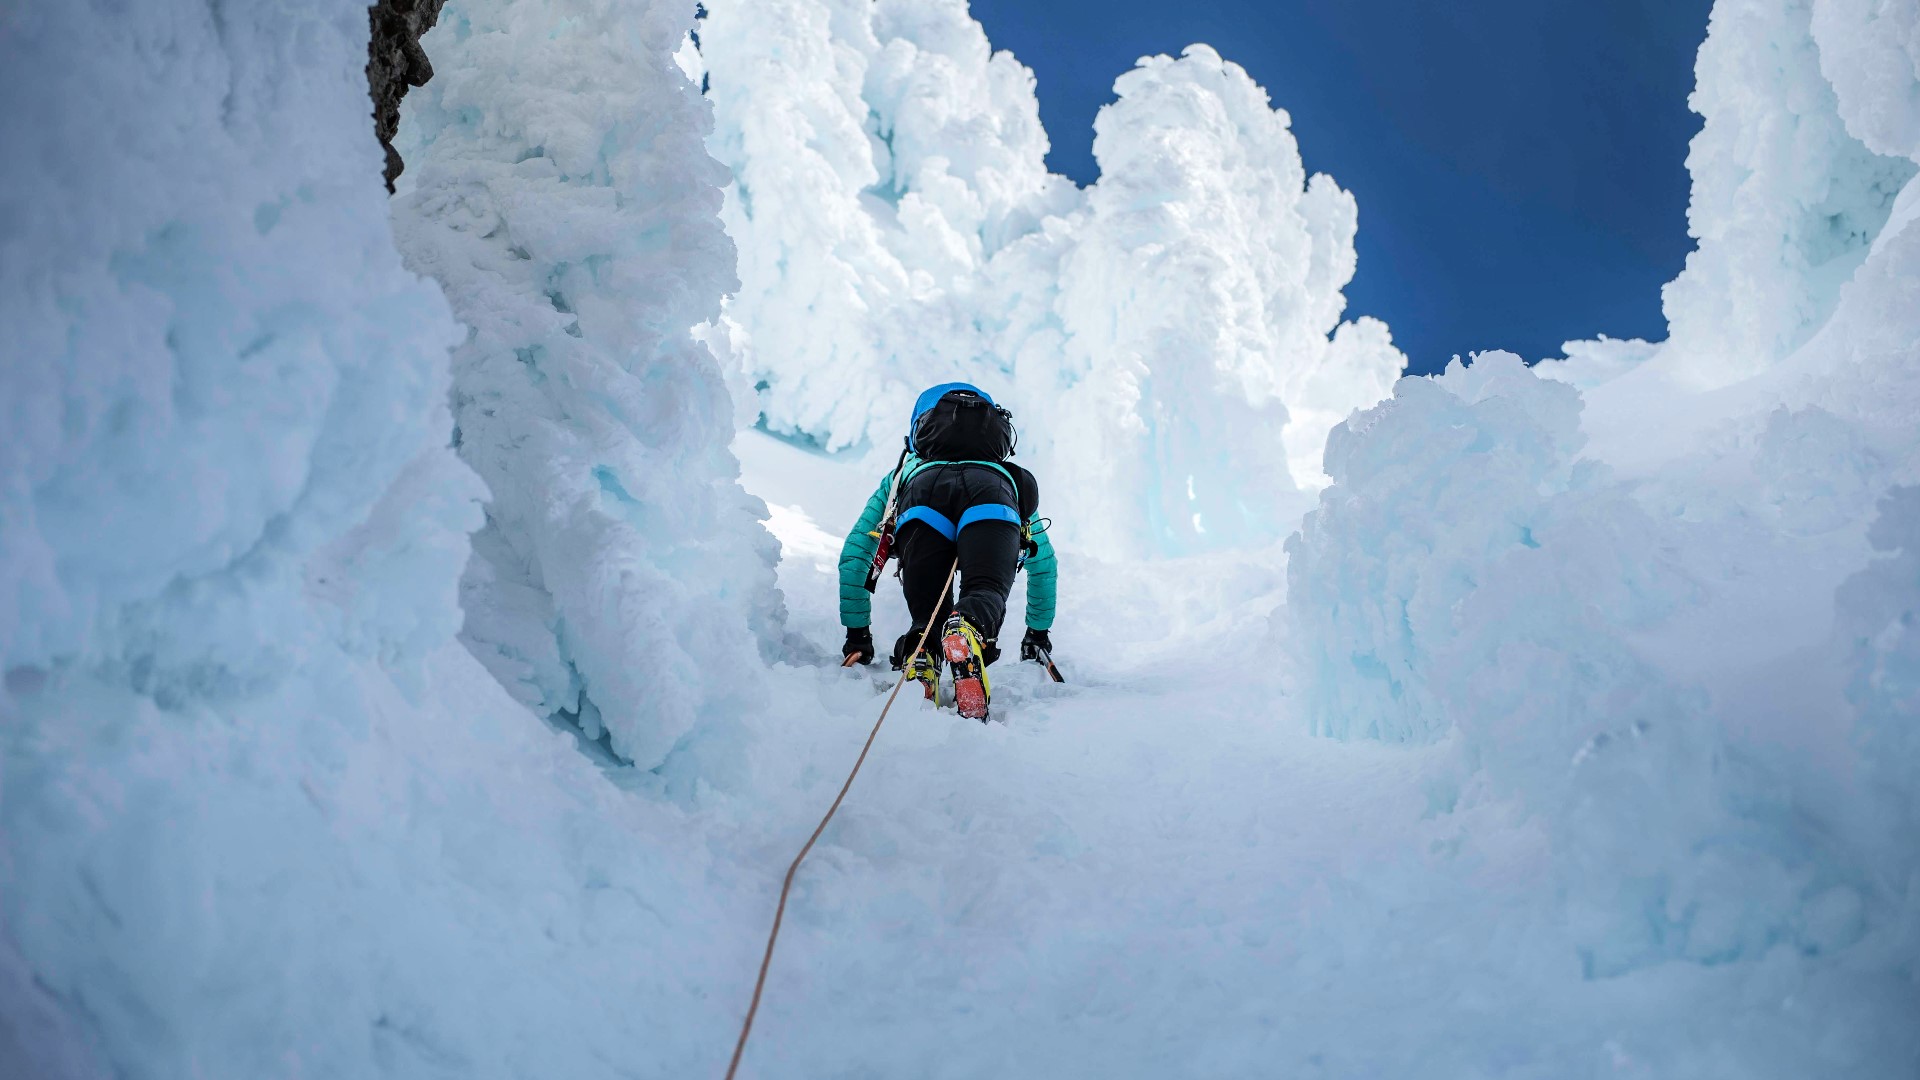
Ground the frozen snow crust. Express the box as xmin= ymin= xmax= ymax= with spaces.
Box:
xmin=697 ymin=2 xmax=1406 ymax=557
xmin=6 ymin=0 xmax=1920 ymax=1077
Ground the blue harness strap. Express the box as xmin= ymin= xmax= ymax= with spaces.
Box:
xmin=896 ymin=505 xmax=958 ymax=540
xmin=957 ymin=503 xmax=1022 ymax=529
xmin=897 ymin=502 xmax=1021 ymax=541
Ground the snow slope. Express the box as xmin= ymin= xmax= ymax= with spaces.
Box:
xmin=721 ymin=431 xmax=1918 ymax=1078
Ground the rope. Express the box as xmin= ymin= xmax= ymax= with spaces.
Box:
xmin=724 ymin=556 xmax=962 ymax=1080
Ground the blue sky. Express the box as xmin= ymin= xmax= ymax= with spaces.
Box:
xmin=966 ymin=0 xmax=1714 ymax=376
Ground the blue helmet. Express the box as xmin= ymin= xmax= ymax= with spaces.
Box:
xmin=908 ymin=382 xmax=993 ymax=451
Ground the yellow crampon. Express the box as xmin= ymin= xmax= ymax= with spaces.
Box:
xmin=941 ymin=615 xmax=992 ymax=720
xmin=907 ymin=650 xmax=942 ymax=705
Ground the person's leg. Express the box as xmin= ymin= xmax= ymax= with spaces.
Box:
xmin=953 ymin=520 xmax=1021 ymax=640
xmin=896 ymin=520 xmax=957 ymax=632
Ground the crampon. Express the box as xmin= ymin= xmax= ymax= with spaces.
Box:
xmin=941 ymin=614 xmax=992 ymax=721
xmin=906 ymin=649 xmax=941 ymax=705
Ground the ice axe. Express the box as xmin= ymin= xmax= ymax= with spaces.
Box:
xmin=1028 ymin=644 xmax=1066 ymax=683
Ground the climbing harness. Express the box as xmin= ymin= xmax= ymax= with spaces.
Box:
xmin=867 ymin=454 xmax=1025 ymax=587
xmin=724 ymin=557 xmax=962 ymax=1080
xmin=891 ymin=458 xmax=1024 ymax=542
xmin=1017 ymin=516 xmax=1051 ymax=573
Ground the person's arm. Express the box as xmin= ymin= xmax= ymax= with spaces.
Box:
xmin=837 ymin=472 xmax=895 ymax=629
xmin=1023 ymin=516 xmax=1056 ymax=632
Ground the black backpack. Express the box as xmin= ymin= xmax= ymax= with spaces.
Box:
xmin=912 ymin=390 xmax=1016 ymax=462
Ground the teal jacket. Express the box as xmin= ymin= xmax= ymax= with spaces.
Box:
xmin=838 ymin=456 xmax=1057 ymax=631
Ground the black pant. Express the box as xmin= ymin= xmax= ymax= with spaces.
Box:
xmin=896 ymin=463 xmax=1022 ymax=641
xmin=899 ymin=519 xmax=1021 ymax=641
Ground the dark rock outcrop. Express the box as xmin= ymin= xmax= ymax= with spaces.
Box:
xmin=367 ymin=0 xmax=447 ymax=192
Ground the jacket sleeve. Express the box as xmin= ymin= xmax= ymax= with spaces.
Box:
xmin=1023 ymin=515 xmax=1057 ymax=632
xmin=837 ymin=472 xmax=895 ymax=628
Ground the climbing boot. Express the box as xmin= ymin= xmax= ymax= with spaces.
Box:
xmin=892 ymin=625 xmax=943 ymax=703
xmin=941 ymin=613 xmax=991 ymax=721
xmin=890 ymin=626 xmax=928 ymax=670
xmin=907 ymin=649 xmax=942 ymax=704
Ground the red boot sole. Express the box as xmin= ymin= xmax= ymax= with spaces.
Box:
xmin=951 ymin=676 xmax=988 ymax=720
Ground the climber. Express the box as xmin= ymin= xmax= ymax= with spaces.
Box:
xmin=837 ymin=383 xmax=1057 ymax=721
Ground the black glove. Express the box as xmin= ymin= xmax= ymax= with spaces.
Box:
xmin=843 ymin=626 xmax=875 ymax=665
xmin=1019 ymin=628 xmax=1052 ymax=662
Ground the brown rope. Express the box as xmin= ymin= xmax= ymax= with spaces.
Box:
xmin=724 ymin=556 xmax=961 ymax=1080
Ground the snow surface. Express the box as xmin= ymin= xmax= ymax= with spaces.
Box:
xmin=5 ymin=0 xmax=1920 ymax=1077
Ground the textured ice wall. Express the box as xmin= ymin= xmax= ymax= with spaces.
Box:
xmin=1285 ymin=355 xmax=1601 ymax=745
xmin=1028 ymin=46 xmax=1403 ymax=551
xmin=1788 ymin=0 xmax=1920 ymax=479
xmin=698 ymin=3 xmax=1403 ymax=556
xmin=2 ymin=0 xmax=454 ymax=1071
xmin=699 ymin=0 xmax=1072 ymax=449
xmin=1284 ymin=0 xmax=1920 ymax=997
xmin=1834 ymin=488 xmax=1920 ymax=974
xmin=0 ymin=0 xmax=465 ymax=686
xmin=1656 ymin=0 xmax=1917 ymax=388
xmin=395 ymin=0 xmax=784 ymax=769
xmin=1283 ymin=356 xmax=1815 ymax=978
xmin=0 ymin=2 xmax=777 ymax=1075
xmin=1813 ymin=0 xmax=1920 ymax=162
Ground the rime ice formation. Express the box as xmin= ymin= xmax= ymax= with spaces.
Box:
xmin=393 ymin=0 xmax=785 ymax=768
xmin=1286 ymin=0 xmax=1920 ymax=1006
xmin=1655 ymin=0 xmax=1918 ymax=389
xmin=1 ymin=1 xmax=785 ymax=1076
xmin=698 ymin=2 xmax=1405 ymax=555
